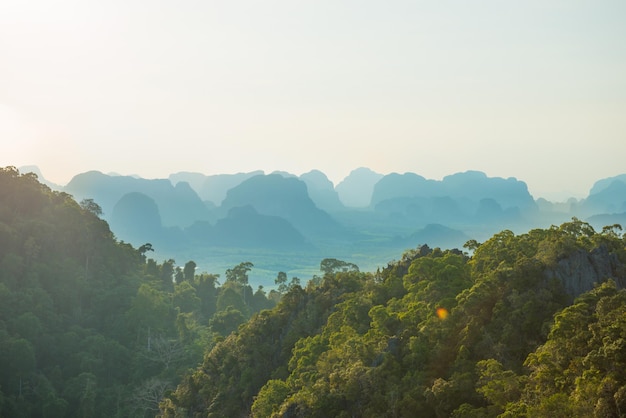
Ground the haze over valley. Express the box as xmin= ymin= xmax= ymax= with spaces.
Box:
xmin=2 ymin=1 xmax=626 ymax=416
xmin=21 ymin=165 xmax=626 ymax=287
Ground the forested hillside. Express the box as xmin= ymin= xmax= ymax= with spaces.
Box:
xmin=161 ymin=220 xmax=626 ymax=417
xmin=0 ymin=167 xmax=277 ymax=417
xmin=2 ymin=166 xmax=626 ymax=417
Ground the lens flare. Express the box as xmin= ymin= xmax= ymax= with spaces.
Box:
xmin=436 ymin=307 xmax=449 ymax=320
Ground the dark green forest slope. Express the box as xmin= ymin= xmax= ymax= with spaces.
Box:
xmin=2 ymin=167 xmax=626 ymax=417
xmin=161 ymin=222 xmax=626 ymax=417
xmin=0 ymin=167 xmax=277 ymax=417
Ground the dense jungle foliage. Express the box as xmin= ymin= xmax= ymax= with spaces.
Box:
xmin=161 ymin=222 xmax=626 ymax=416
xmin=2 ymin=166 xmax=626 ymax=417
xmin=0 ymin=167 xmax=278 ymax=417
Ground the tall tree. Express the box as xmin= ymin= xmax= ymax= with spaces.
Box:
xmin=183 ymin=260 xmax=196 ymax=282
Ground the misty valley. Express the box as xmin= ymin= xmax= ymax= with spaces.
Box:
xmin=2 ymin=165 xmax=626 ymax=417
xmin=36 ymin=166 xmax=626 ymax=286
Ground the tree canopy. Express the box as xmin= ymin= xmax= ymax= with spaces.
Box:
xmin=161 ymin=218 xmax=626 ymax=418
xmin=2 ymin=167 xmax=626 ymax=418
xmin=0 ymin=167 xmax=276 ymax=417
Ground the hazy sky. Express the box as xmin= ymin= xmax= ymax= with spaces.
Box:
xmin=1 ymin=1 xmax=625 ymax=200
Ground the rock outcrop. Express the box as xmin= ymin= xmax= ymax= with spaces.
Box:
xmin=544 ymin=245 xmax=626 ymax=299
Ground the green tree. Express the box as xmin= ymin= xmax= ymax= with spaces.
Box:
xmin=193 ymin=273 xmax=220 ymax=320
xmin=63 ymin=372 xmax=97 ymax=418
xmin=226 ymin=261 xmax=254 ymax=285
xmin=174 ymin=266 xmax=184 ymax=284
xmin=126 ymin=283 xmax=175 ymax=338
xmin=251 ymin=379 xmax=290 ymax=418
xmin=475 ymin=359 xmax=523 ymax=411
xmin=0 ymin=335 xmax=36 ymax=395
xmin=173 ymin=281 xmax=201 ymax=313
xmin=160 ymin=259 xmax=176 ymax=290
xmin=209 ymin=306 xmax=246 ymax=337
xmin=275 ymin=271 xmax=288 ymax=294
xmin=183 ymin=260 xmax=196 ymax=282
xmin=79 ymin=198 xmax=103 ymax=217
xmin=320 ymin=258 xmax=359 ymax=276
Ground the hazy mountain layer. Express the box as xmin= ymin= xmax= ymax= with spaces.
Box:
xmin=65 ymin=171 xmax=212 ymax=228
xmin=220 ymin=174 xmax=343 ymax=239
xmin=16 ymin=165 xmax=626 ymax=283
xmin=335 ymin=167 xmax=384 ymax=207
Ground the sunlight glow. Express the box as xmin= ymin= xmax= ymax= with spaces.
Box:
xmin=436 ymin=308 xmax=449 ymax=320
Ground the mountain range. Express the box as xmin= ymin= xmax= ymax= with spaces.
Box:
xmin=20 ymin=165 xmax=626 ymax=284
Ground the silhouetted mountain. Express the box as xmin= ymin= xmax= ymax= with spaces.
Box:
xmin=374 ymin=195 xmax=472 ymax=228
xmin=200 ymin=171 xmax=264 ymax=205
xmin=64 ymin=171 xmax=212 ymax=228
xmin=27 ymin=166 xmax=626 ymax=273
xmin=299 ymin=170 xmax=344 ymax=212
xmin=169 ymin=171 xmax=209 ymax=195
xmin=270 ymin=170 xmax=297 ymax=178
xmin=110 ymin=192 xmax=163 ymax=244
xmin=474 ymin=198 xmax=505 ymax=221
xmin=220 ymin=174 xmax=342 ymax=238
xmin=109 ymin=192 xmax=187 ymax=249
xmin=336 ymin=167 xmax=384 ymax=207
xmin=195 ymin=205 xmax=310 ymax=249
xmin=18 ymin=165 xmax=63 ymax=190
xmin=589 ymin=174 xmax=626 ymax=195
xmin=586 ymin=212 xmax=626 ymax=232
xmin=535 ymin=197 xmax=575 ymax=214
xmin=371 ymin=171 xmax=535 ymax=211
xmin=371 ymin=172 xmax=439 ymax=206
xmin=441 ymin=171 xmax=536 ymax=211
xmin=579 ymin=179 xmax=626 ymax=217
xmin=169 ymin=171 xmax=265 ymax=205
xmin=168 ymin=181 xmax=215 ymax=225
xmin=473 ymin=197 xmax=523 ymax=226
xmin=370 ymin=171 xmax=535 ymax=229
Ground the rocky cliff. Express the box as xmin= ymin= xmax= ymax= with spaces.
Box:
xmin=544 ymin=244 xmax=626 ymax=299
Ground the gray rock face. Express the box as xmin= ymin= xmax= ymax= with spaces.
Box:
xmin=544 ymin=245 xmax=625 ymax=299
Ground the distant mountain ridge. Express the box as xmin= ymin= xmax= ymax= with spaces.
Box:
xmin=371 ymin=170 xmax=535 ymax=211
xmin=206 ymin=205 xmax=310 ymax=249
xmin=336 ymin=167 xmax=384 ymax=207
xmin=299 ymin=170 xmax=344 ymax=212
xmin=169 ymin=170 xmax=264 ymax=205
xmin=589 ymin=174 xmax=626 ymax=195
xmin=16 ymin=165 xmax=626 ymax=276
xmin=579 ymin=178 xmax=626 ymax=217
xmin=220 ymin=174 xmax=343 ymax=239
xmin=64 ymin=170 xmax=212 ymax=228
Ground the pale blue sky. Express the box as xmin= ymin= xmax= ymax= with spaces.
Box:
xmin=1 ymin=1 xmax=625 ymax=200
